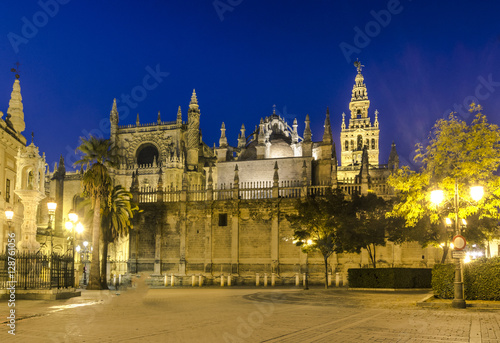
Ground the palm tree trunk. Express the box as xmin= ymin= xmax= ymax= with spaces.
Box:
xmin=100 ymin=239 xmax=109 ymax=289
xmin=87 ymin=196 xmax=102 ymax=290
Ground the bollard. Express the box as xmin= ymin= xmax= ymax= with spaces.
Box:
xmin=271 ymin=273 xmax=275 ymax=287
xmin=113 ymin=275 xmax=117 ymax=287
xmin=171 ymin=273 xmax=175 ymax=287
xmin=221 ymin=274 xmax=225 ymax=287
xmin=328 ymin=272 xmax=332 ymax=287
xmin=303 ymin=273 xmax=306 ymax=287
xmin=228 ymin=274 xmax=232 ymax=286
xmin=198 ymin=275 xmax=203 ymax=287
xmin=119 ymin=274 xmax=122 ymax=286
xmin=264 ymin=273 xmax=268 ymax=287
xmin=295 ymin=273 xmax=300 ymax=287
xmin=192 ymin=275 xmax=196 ymax=287
xmin=164 ymin=274 xmax=168 ymax=287
xmin=256 ymin=273 xmax=260 ymax=286
xmin=336 ymin=272 xmax=340 ymax=287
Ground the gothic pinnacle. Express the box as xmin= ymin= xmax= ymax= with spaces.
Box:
xmin=7 ymin=78 xmax=25 ymax=133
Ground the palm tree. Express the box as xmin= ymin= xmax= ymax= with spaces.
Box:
xmin=74 ymin=136 xmax=116 ymax=290
xmin=100 ymin=185 xmax=138 ymax=289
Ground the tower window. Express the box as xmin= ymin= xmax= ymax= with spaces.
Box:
xmin=344 ymin=140 xmax=349 ymax=151
xmin=371 ymin=139 xmax=376 ymax=150
xmin=5 ymin=179 xmax=10 ymax=203
xmin=357 ymin=135 xmax=363 ymax=150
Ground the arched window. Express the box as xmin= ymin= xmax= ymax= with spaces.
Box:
xmin=371 ymin=139 xmax=376 ymax=150
xmin=137 ymin=144 xmax=159 ymax=166
xmin=350 ymin=140 xmax=354 ymax=150
xmin=357 ymin=135 xmax=363 ymax=150
xmin=344 ymin=140 xmax=349 ymax=151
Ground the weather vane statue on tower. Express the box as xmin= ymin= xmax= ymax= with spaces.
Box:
xmin=354 ymin=59 xmax=364 ymax=73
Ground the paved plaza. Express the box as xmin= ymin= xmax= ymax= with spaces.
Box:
xmin=1 ymin=275 xmax=499 ymax=342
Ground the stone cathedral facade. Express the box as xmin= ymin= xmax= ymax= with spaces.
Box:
xmin=43 ymin=64 xmax=449 ymax=285
xmin=0 ymin=64 xmax=454 ymax=286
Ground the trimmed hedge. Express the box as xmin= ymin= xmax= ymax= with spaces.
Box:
xmin=348 ymin=268 xmax=432 ymax=288
xmin=433 ymin=257 xmax=500 ymax=300
xmin=431 ymin=264 xmax=454 ymax=299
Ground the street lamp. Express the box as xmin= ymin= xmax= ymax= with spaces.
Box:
xmin=5 ymin=208 xmax=14 ymax=228
xmin=65 ymin=210 xmax=81 ymax=288
xmin=430 ymin=182 xmax=483 ymax=308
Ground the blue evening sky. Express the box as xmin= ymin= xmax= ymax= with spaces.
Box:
xmin=0 ymin=0 xmax=499 ymax=170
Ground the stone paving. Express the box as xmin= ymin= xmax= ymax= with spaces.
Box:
xmin=1 ymin=274 xmax=499 ymax=342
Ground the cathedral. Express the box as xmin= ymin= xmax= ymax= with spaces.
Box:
xmin=1 ymin=64 xmax=448 ymax=286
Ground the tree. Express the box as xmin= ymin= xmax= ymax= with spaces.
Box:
xmin=74 ymin=136 xmax=117 ymax=290
xmin=387 ymin=105 xmax=500 ymax=261
xmin=348 ymin=193 xmax=399 ymax=268
xmin=288 ymin=188 xmax=353 ymax=288
xmin=100 ymin=185 xmax=139 ymax=289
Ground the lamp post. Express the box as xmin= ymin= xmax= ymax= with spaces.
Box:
xmin=47 ymin=200 xmax=57 ymax=256
xmin=430 ymin=181 xmax=483 ymax=309
xmin=65 ymin=210 xmax=82 ymax=288
xmin=5 ymin=208 xmax=14 ymax=228
xmin=47 ymin=199 xmax=57 ymax=289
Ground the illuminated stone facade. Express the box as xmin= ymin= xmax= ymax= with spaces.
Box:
xmin=45 ymin=65 xmax=466 ymax=284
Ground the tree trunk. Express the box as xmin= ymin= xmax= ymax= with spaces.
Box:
xmin=324 ymin=255 xmax=329 ymax=289
xmin=440 ymin=245 xmax=449 ymax=264
xmin=87 ymin=196 xmax=102 ymax=290
xmin=100 ymin=239 xmax=109 ymax=289
xmin=372 ymin=245 xmax=377 ymax=268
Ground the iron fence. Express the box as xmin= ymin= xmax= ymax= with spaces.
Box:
xmin=0 ymin=252 xmax=74 ymax=289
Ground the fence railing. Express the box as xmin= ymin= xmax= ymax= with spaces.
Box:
xmin=135 ymin=179 xmax=386 ymax=203
xmin=0 ymin=252 xmax=74 ymax=290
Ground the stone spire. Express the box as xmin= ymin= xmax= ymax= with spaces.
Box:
xmin=136 ymin=113 xmax=140 ymax=126
xmin=234 ymin=164 xmax=239 ymax=184
xmin=374 ymin=109 xmax=379 ymax=128
xmin=157 ymin=111 xmax=161 ymax=124
xmin=303 ymin=114 xmax=312 ymax=142
xmin=322 ymin=107 xmax=332 ymax=144
xmin=388 ymin=141 xmax=399 ymax=171
xmin=341 ymin=112 xmax=346 ymax=130
xmin=6 ymin=79 xmax=25 ymax=133
xmin=110 ymin=98 xmax=119 ymax=124
xmin=273 ymin=161 xmax=279 ymax=184
xmin=291 ymin=118 xmax=299 ymax=144
xmin=189 ymin=89 xmax=199 ymax=109
xmin=219 ymin=122 xmax=228 ymax=147
xmin=258 ymin=118 xmax=265 ymax=144
xmin=187 ymin=89 xmax=201 ymax=170
xmin=238 ymin=124 xmax=246 ymax=148
xmin=176 ymin=106 xmax=182 ymax=125
xmin=157 ymin=167 xmax=163 ymax=190
xmin=359 ymin=145 xmax=370 ymax=194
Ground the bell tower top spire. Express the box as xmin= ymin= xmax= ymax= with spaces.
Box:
xmin=349 ymin=60 xmax=370 ymax=120
xmin=340 ymin=62 xmax=380 ymax=167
